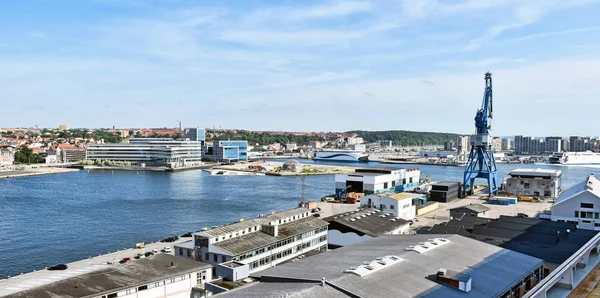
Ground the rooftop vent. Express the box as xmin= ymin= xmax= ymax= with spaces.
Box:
xmin=344 ymin=255 xmax=404 ymax=277
xmin=436 ymin=268 xmax=472 ymax=292
xmin=350 ymin=218 xmax=356 ymax=222
xmin=405 ymin=238 xmax=450 ymax=253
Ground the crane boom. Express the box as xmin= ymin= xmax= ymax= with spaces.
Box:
xmin=463 ymin=72 xmax=499 ymax=196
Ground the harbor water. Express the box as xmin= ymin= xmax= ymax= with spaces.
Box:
xmin=0 ymin=160 xmax=598 ymax=278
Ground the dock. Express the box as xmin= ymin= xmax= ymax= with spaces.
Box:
xmin=214 ymin=161 xmax=357 ymax=176
xmin=0 ymin=167 xmax=79 ymax=179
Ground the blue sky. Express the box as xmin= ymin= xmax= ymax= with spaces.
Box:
xmin=1 ymin=0 xmax=599 ymax=136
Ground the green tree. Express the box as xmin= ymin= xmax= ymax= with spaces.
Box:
xmin=14 ymin=145 xmax=43 ymax=164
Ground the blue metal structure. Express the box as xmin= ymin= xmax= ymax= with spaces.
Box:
xmin=463 ymin=72 xmax=499 ymax=195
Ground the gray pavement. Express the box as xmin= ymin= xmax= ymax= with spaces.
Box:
xmin=0 ymin=238 xmax=189 ymax=297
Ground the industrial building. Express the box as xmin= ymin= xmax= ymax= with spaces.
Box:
xmin=202 ymin=140 xmax=248 ymax=163
xmin=504 ymin=168 xmax=562 ymax=198
xmin=2 ymin=254 xmax=213 ymax=298
xmin=550 ymin=174 xmax=600 ymax=231
xmin=192 ymin=208 xmax=328 ymax=278
xmin=334 ymin=168 xmax=420 ymax=196
xmin=360 ymin=192 xmax=416 ymax=221
xmin=430 ymin=182 xmax=461 ymax=202
xmin=449 ymin=204 xmax=490 ymax=220
xmin=418 ymin=215 xmax=597 ymax=271
xmin=86 ymin=138 xmax=203 ymax=168
xmin=323 ymin=208 xmax=410 ymax=247
xmin=214 ymin=234 xmax=544 ymax=298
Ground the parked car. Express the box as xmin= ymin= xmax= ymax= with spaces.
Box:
xmin=162 ymin=247 xmax=172 ymax=253
xmin=180 ymin=232 xmax=193 ymax=238
xmin=152 ymin=249 xmax=159 ymax=253
xmin=144 ymin=252 xmax=155 ymax=257
xmin=161 ymin=236 xmax=179 ymax=243
xmin=106 ymin=259 xmax=117 ymax=265
xmin=134 ymin=253 xmax=145 ymax=259
xmin=313 ymin=213 xmax=321 ymax=218
xmin=119 ymin=257 xmax=131 ymax=264
xmin=517 ymin=213 xmax=529 ymax=218
xmin=48 ymin=264 xmax=68 ymax=271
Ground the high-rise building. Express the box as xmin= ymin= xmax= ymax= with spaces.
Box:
xmin=501 ymin=138 xmax=513 ymax=151
xmin=444 ymin=141 xmax=454 ymax=151
xmin=456 ymin=136 xmax=470 ymax=156
xmin=544 ymin=137 xmax=562 ymax=153
xmin=58 ymin=124 xmax=67 ymax=131
xmin=561 ymin=139 xmax=570 ymax=152
xmin=570 ymin=136 xmax=591 ymax=152
xmin=514 ymin=136 xmax=523 ymax=153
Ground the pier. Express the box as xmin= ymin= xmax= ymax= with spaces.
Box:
xmin=0 ymin=167 xmax=79 ymax=179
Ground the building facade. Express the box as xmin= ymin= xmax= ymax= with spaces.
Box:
xmin=501 ymin=137 xmax=513 ymax=151
xmin=505 ymin=168 xmax=562 ymax=198
xmin=86 ymin=138 xmax=203 ymax=168
xmin=183 ymin=127 xmax=206 ymax=143
xmin=570 ymin=136 xmax=592 ymax=152
xmin=0 ymin=148 xmax=14 ymax=166
xmin=192 ymin=208 xmax=328 ymax=277
xmin=545 ymin=137 xmax=562 ymax=153
xmin=335 ymin=168 xmax=420 ymax=196
xmin=449 ymin=204 xmax=490 ymax=220
xmin=456 ymin=135 xmax=470 ymax=157
xmin=551 ymin=174 xmax=600 ymax=230
xmin=60 ymin=148 xmax=86 ymax=163
xmin=360 ymin=193 xmax=416 ymax=221
xmin=203 ymin=140 xmax=248 ymax=163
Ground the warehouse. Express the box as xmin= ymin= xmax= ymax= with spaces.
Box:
xmin=505 ymin=168 xmax=562 ymax=198
xmin=335 ymin=168 xmax=420 ymax=196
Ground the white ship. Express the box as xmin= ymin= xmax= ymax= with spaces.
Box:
xmin=548 ymin=151 xmax=600 ymax=165
xmin=312 ymin=149 xmax=369 ymax=162
xmin=204 ymin=169 xmax=265 ymax=176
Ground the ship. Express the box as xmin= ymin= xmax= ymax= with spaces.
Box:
xmin=548 ymin=151 xmax=600 ymax=165
xmin=312 ymin=149 xmax=369 ymax=162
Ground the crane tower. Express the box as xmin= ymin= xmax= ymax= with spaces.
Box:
xmin=463 ymin=72 xmax=498 ymax=196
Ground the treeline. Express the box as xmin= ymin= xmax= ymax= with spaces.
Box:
xmin=214 ymin=130 xmax=325 ymax=146
xmin=41 ymin=129 xmax=124 ymax=143
xmin=349 ymin=130 xmax=459 ymax=146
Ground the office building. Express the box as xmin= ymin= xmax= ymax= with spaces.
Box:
xmin=285 ymin=143 xmax=297 ymax=151
xmin=203 ymin=140 xmax=248 ymax=163
xmin=3 ymin=254 xmax=213 ymax=298
xmin=360 ymin=192 xmax=416 ymax=221
xmin=551 ymin=174 xmax=600 ymax=231
xmin=60 ymin=147 xmax=86 ymax=163
xmin=183 ymin=127 xmax=206 ymax=143
xmin=505 ymin=168 xmax=562 ymax=198
xmin=561 ymin=139 xmax=570 ymax=152
xmin=215 ymin=234 xmax=544 ymax=298
xmin=443 ymin=141 xmax=454 ymax=151
xmin=86 ymin=138 xmax=203 ymax=168
xmin=192 ymin=208 xmax=328 ymax=277
xmin=58 ymin=124 xmax=67 ymax=131
xmin=309 ymin=141 xmax=322 ymax=149
xmin=346 ymin=137 xmax=363 ymax=145
xmin=323 ymin=208 xmax=410 ymax=247
xmin=335 ymin=168 xmax=420 ymax=196
xmin=501 ymin=138 xmax=513 ymax=151
xmin=545 ymin=137 xmax=562 ymax=153
xmin=570 ymin=136 xmax=592 ymax=152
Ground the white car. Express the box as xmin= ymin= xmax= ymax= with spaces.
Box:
xmin=162 ymin=247 xmax=172 ymax=253
xmin=152 ymin=249 xmax=159 ymax=253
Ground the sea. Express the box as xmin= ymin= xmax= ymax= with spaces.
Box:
xmin=0 ymin=159 xmax=598 ymax=278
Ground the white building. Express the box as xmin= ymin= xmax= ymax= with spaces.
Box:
xmin=346 ymin=137 xmax=363 ymax=145
xmin=457 ymin=135 xmax=471 ymax=157
xmin=360 ymin=193 xmax=416 ymax=221
xmin=86 ymin=138 xmax=203 ymax=168
xmin=192 ymin=208 xmax=328 ymax=277
xmin=285 ymin=143 xmax=297 ymax=151
xmin=335 ymin=168 xmax=420 ymax=196
xmin=551 ymin=174 xmax=600 ymax=230
xmin=5 ymin=254 xmax=213 ymax=298
xmin=0 ymin=148 xmax=14 ymax=166
xmin=505 ymin=168 xmax=562 ymax=198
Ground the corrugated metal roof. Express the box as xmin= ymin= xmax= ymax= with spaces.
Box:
xmin=323 ymin=208 xmax=409 ymax=237
xmin=204 ymin=208 xmax=309 ymax=237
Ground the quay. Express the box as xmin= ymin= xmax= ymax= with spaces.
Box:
xmin=78 ymin=163 xmax=216 ymax=172
xmin=214 ymin=161 xmax=357 ymax=176
xmin=0 ymin=167 xmax=78 ymax=179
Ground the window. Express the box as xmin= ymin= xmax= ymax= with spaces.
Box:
xmin=390 ymin=205 xmax=394 ymax=209
xmin=213 ymin=254 xmax=217 ymax=262
xmin=222 ymin=255 xmax=226 ymax=262
xmin=205 ymin=253 xmax=209 ymax=261
xmin=107 ymin=294 xmax=118 ymax=298
xmin=392 ymin=181 xmax=396 ymax=187
xmin=582 ymin=203 xmax=594 ymax=208
xmin=596 ymin=213 xmax=599 ymax=219
xmin=384 ymin=182 xmax=389 ymax=189
xmin=575 ymin=211 xmax=579 ymax=217
xmin=138 ymin=285 xmax=148 ymax=291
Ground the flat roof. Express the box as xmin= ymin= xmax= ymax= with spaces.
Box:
xmin=323 ymin=208 xmax=409 ymax=237
xmin=509 ymin=168 xmax=562 ymax=177
xmin=418 ymin=215 xmax=598 ymax=265
xmin=201 ymin=208 xmax=309 ymax=237
xmin=213 ymin=217 xmax=329 ymax=256
xmin=219 ymin=235 xmax=543 ymax=298
xmin=3 ymin=254 xmax=211 ymax=298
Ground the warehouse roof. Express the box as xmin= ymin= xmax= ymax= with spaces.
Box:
xmin=323 ymin=208 xmax=409 ymax=237
xmin=214 ymin=234 xmax=543 ymax=298
xmin=450 ymin=204 xmax=490 ymax=213
xmin=555 ymin=174 xmax=600 ymax=205
xmin=3 ymin=254 xmax=211 ymax=298
xmin=418 ymin=215 xmax=597 ymax=265
xmin=201 ymin=208 xmax=310 ymax=237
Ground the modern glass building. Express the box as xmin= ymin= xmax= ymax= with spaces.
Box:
xmin=203 ymin=140 xmax=248 ymax=162
xmin=86 ymin=138 xmax=203 ymax=168
xmin=183 ymin=127 xmax=206 ymax=143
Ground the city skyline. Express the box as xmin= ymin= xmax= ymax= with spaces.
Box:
xmin=1 ymin=1 xmax=599 ymax=135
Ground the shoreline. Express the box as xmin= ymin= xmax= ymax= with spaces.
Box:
xmin=76 ymin=163 xmax=218 ymax=172
xmin=0 ymin=168 xmax=79 ymax=179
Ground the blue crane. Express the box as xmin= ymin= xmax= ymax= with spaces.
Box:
xmin=463 ymin=72 xmax=498 ymax=196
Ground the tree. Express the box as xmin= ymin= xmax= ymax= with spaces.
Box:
xmin=14 ymin=145 xmax=43 ymax=164
xmin=129 ymin=130 xmax=134 ymax=137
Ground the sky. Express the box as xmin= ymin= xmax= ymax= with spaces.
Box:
xmin=1 ymin=0 xmax=599 ymax=136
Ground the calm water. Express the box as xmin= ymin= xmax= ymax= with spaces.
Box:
xmin=0 ymin=161 xmax=598 ymax=278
